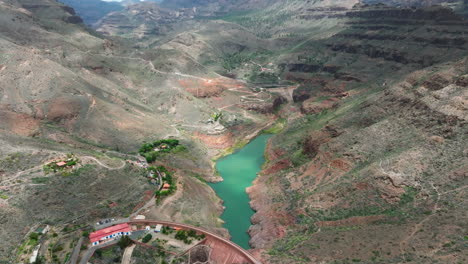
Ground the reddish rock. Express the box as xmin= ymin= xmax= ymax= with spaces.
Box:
xmin=263 ymin=159 xmax=292 ymax=175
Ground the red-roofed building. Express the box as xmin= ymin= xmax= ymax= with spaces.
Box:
xmin=162 ymin=183 xmax=171 ymax=190
xmin=89 ymin=223 xmax=132 ymax=246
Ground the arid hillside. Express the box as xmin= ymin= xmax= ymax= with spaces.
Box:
xmin=0 ymin=0 xmax=275 ymax=261
xmin=251 ymin=58 xmax=467 ymax=263
xmin=0 ymin=0 xmax=467 ymax=263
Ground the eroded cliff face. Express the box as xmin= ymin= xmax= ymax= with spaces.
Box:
xmin=282 ymin=3 xmax=467 ymax=111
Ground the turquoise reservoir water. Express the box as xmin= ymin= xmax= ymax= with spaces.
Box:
xmin=209 ymin=134 xmax=272 ymax=249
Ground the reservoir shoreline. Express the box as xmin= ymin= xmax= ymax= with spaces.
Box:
xmin=209 ymin=134 xmax=273 ymax=249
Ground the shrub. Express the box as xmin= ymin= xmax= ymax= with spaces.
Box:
xmin=142 ymin=234 xmax=152 ymax=243
xmin=29 ymin=232 xmax=39 ymax=241
xmin=303 ymin=136 xmax=322 ymax=158
xmin=52 ymin=244 xmax=64 ymax=253
xmin=187 ymin=230 xmax=197 ymax=238
xmin=175 ymin=230 xmax=188 ymax=241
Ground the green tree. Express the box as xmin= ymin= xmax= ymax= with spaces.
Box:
xmin=175 ymin=230 xmax=188 ymax=241
xmin=29 ymin=232 xmax=39 ymax=241
xmin=142 ymin=234 xmax=152 ymax=243
xmin=117 ymin=236 xmax=133 ymax=249
xmin=187 ymin=230 xmax=197 ymax=237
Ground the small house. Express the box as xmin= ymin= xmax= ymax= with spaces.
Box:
xmin=160 ymin=144 xmax=169 ymax=149
xmin=56 ymin=161 xmax=67 ymax=167
xmin=154 ymin=224 xmax=162 ymax=233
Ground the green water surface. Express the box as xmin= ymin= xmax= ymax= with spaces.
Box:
xmin=209 ymin=134 xmax=272 ymax=249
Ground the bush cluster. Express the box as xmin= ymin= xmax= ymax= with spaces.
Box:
xmin=139 ymin=139 xmax=180 ymax=163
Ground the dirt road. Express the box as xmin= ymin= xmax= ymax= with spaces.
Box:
xmin=121 ymin=244 xmax=135 ymax=264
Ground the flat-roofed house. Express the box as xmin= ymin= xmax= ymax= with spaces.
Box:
xmin=154 ymin=224 xmax=162 ymax=232
xmin=56 ymin=161 xmax=67 ymax=167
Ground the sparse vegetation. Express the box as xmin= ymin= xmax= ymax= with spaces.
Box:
xmin=2 ymin=1 xmax=467 ymax=264
xmin=31 ymin=177 xmax=49 ymax=184
xmin=249 ymin=71 xmax=279 ymax=84
xmin=263 ymin=118 xmax=286 ymax=134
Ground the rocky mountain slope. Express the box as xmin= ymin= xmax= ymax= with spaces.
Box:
xmin=1 ymin=0 xmax=467 ymax=263
xmin=251 ymin=58 xmax=467 ymax=263
xmin=58 ymin=0 xmax=124 ymax=25
xmin=94 ymin=2 xmax=197 ymax=38
xmin=0 ymin=0 xmax=274 ymax=261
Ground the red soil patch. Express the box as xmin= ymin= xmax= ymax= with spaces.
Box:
xmin=264 ymin=144 xmax=291 ymax=175
xmin=179 ymin=78 xmax=245 ymax=98
xmin=0 ymin=108 xmax=40 ymax=136
xmin=330 ymin=159 xmax=351 ymax=171
xmin=266 ymin=145 xmax=287 ymax=161
xmin=263 ymin=159 xmax=292 ymax=175
xmin=316 ymin=215 xmax=386 ymax=227
xmin=46 ymin=96 xmax=84 ymax=124
xmin=354 ymin=182 xmax=371 ymax=190
xmin=193 ymin=131 xmax=234 ymax=149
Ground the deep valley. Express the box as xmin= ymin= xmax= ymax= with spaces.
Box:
xmin=0 ymin=0 xmax=466 ymax=263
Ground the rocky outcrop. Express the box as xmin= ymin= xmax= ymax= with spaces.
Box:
xmin=317 ymin=4 xmax=468 ymax=69
xmin=240 ymin=95 xmax=287 ymax=114
xmin=346 ymin=5 xmax=463 ymax=21
xmin=20 ymin=1 xmax=83 ymax=24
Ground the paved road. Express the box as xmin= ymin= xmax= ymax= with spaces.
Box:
xmin=79 ymin=230 xmax=144 ymax=264
xmin=79 ymin=239 xmax=118 ymax=264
